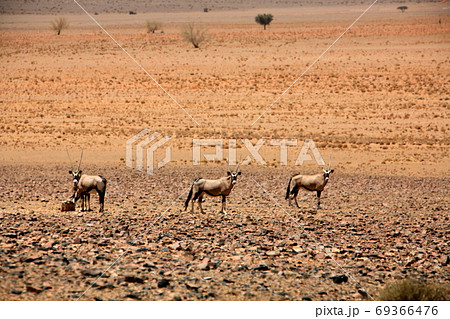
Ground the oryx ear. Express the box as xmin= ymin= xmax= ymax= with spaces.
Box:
xmin=79 ymin=170 xmax=82 ymax=175
xmin=237 ymin=172 xmax=241 ymax=175
xmin=69 ymin=170 xmax=73 ymax=174
xmin=227 ymin=171 xmax=231 ymax=175
xmin=330 ymin=169 xmax=334 ymax=173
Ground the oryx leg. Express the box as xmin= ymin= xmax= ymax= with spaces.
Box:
xmin=80 ymin=194 xmax=86 ymax=211
xmin=220 ymin=195 xmax=227 ymax=215
xmin=191 ymin=190 xmax=203 ymax=214
xmin=86 ymin=193 xmax=92 ymax=211
xmin=316 ymin=190 xmax=322 ymax=208
xmin=198 ymin=195 xmax=205 ymax=214
xmin=83 ymin=194 xmax=88 ymax=211
xmin=98 ymin=190 xmax=104 ymax=213
xmin=292 ymin=186 xmax=300 ymax=208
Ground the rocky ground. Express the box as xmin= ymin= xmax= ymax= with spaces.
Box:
xmin=0 ymin=165 xmax=448 ymax=300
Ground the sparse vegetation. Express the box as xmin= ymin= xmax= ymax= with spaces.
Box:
xmin=182 ymin=23 xmax=206 ymax=48
xmin=397 ymin=6 xmax=408 ymax=13
xmin=51 ymin=17 xmax=69 ymax=35
xmin=255 ymin=13 xmax=274 ymax=30
xmin=146 ymin=21 xmax=162 ymax=33
xmin=378 ymin=278 xmax=449 ymax=301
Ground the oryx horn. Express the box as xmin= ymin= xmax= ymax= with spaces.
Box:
xmin=77 ymin=148 xmax=84 ymax=171
xmin=235 ymin=156 xmax=242 ymax=172
xmin=225 ymin=157 xmax=233 ymax=173
xmin=66 ymin=147 xmax=74 ymax=171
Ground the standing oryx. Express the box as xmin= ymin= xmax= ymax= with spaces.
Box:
xmin=67 ymin=149 xmax=107 ymax=212
xmin=285 ymin=158 xmax=334 ymax=208
xmin=185 ymin=159 xmax=242 ymax=215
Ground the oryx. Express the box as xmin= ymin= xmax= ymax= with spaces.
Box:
xmin=185 ymin=159 xmax=242 ymax=215
xmin=67 ymin=149 xmax=107 ymax=212
xmin=285 ymin=158 xmax=334 ymax=208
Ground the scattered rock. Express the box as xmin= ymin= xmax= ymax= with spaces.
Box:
xmin=198 ymin=258 xmax=210 ymax=271
xmin=26 ymin=286 xmax=43 ymax=294
xmin=11 ymin=289 xmax=22 ymax=295
xmin=252 ymin=265 xmax=269 ymax=271
xmin=185 ymin=282 xmax=199 ymax=291
xmin=143 ymin=263 xmax=157 ymax=269
xmin=330 ymin=275 xmax=348 ymax=284
xmin=440 ymin=255 xmax=449 ymax=266
xmin=405 ymin=257 xmax=420 ymax=267
xmin=81 ymin=269 xmax=102 ymax=277
xmin=21 ymin=255 xmax=42 ymax=263
xmin=266 ymin=250 xmax=280 ymax=256
xmin=97 ymin=284 xmax=115 ymax=290
xmin=125 ymin=293 xmax=141 ymax=300
xmin=157 ymin=278 xmax=170 ymax=288
xmin=358 ymin=289 xmax=370 ymax=299
xmin=168 ymin=243 xmax=180 ymax=250
xmin=223 ymin=278 xmax=235 ymax=283
xmin=124 ymin=275 xmax=145 ymax=284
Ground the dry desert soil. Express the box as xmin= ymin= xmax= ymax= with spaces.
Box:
xmin=0 ymin=1 xmax=449 ymax=301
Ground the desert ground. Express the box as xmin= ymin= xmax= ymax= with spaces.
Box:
xmin=0 ymin=1 xmax=449 ymax=300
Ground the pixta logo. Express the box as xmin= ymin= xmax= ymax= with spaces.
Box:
xmin=126 ymin=129 xmax=325 ymax=175
xmin=126 ymin=129 xmax=171 ymax=175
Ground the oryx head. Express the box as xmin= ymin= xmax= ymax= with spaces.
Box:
xmin=226 ymin=157 xmax=242 ymax=185
xmin=323 ymin=156 xmax=334 ymax=181
xmin=67 ymin=148 xmax=83 ymax=185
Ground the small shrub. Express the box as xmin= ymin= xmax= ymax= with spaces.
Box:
xmin=51 ymin=17 xmax=69 ymax=35
xmin=397 ymin=6 xmax=408 ymax=13
xmin=255 ymin=13 xmax=274 ymax=30
xmin=146 ymin=21 xmax=162 ymax=33
xmin=378 ymin=278 xmax=449 ymax=301
xmin=182 ymin=23 xmax=206 ymax=49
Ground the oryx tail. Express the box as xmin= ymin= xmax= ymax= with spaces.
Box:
xmin=185 ymin=177 xmax=201 ymax=210
xmin=285 ymin=176 xmax=292 ymax=200
xmin=98 ymin=175 xmax=107 ymax=204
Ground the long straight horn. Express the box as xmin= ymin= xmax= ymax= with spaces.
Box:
xmin=225 ymin=157 xmax=232 ymax=173
xmin=77 ymin=148 xmax=84 ymax=171
xmin=66 ymin=147 xmax=74 ymax=171
xmin=235 ymin=156 xmax=242 ymax=172
xmin=328 ymin=156 xmax=332 ymax=170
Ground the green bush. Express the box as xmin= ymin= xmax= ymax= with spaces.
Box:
xmin=255 ymin=13 xmax=273 ymax=30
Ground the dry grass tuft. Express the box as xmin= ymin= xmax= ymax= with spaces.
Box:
xmin=51 ymin=17 xmax=69 ymax=35
xmin=377 ymin=278 xmax=449 ymax=301
xmin=146 ymin=21 xmax=162 ymax=33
